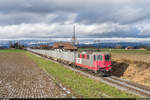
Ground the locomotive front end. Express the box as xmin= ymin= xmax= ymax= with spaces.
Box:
xmin=94 ymin=52 xmax=112 ymax=73
xmin=103 ymin=54 xmax=112 ymax=72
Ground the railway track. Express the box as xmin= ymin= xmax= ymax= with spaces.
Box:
xmin=29 ymin=50 xmax=150 ymax=97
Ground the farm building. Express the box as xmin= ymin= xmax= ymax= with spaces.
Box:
xmin=125 ymin=46 xmax=134 ymax=50
xmin=138 ymin=48 xmax=146 ymax=50
xmin=53 ymin=42 xmax=77 ymax=51
xmin=40 ymin=45 xmax=53 ymax=49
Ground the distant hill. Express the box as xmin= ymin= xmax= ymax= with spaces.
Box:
xmin=78 ymin=42 xmax=150 ymax=48
xmin=0 ymin=39 xmax=150 ymax=49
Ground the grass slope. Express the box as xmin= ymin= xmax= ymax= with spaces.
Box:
xmin=26 ymin=52 xmax=139 ymax=98
xmin=0 ymin=49 xmax=25 ymax=53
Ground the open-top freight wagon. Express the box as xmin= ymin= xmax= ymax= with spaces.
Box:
xmin=27 ymin=48 xmax=112 ymax=75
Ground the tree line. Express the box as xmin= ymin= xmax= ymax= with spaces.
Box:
xmin=9 ymin=41 xmax=25 ymax=49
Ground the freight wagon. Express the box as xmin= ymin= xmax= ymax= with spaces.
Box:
xmin=27 ymin=48 xmax=112 ymax=75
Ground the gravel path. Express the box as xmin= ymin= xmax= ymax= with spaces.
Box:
xmin=0 ymin=52 xmax=67 ymax=98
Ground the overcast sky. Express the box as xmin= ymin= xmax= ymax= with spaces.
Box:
xmin=0 ymin=0 xmax=150 ymax=41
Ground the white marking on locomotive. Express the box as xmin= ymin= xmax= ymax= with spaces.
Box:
xmin=76 ymin=58 xmax=82 ymax=64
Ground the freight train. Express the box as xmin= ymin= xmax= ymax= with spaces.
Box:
xmin=27 ymin=48 xmax=112 ymax=75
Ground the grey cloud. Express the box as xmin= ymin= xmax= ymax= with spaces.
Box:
xmin=0 ymin=0 xmax=150 ymax=25
xmin=0 ymin=0 xmax=150 ymax=39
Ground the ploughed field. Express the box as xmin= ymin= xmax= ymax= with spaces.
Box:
xmin=0 ymin=52 xmax=66 ymax=98
xmin=111 ymin=52 xmax=150 ymax=63
xmin=111 ymin=52 xmax=150 ymax=87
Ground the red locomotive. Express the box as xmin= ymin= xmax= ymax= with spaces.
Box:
xmin=75 ymin=52 xmax=112 ymax=74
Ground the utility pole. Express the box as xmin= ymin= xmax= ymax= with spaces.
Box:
xmin=49 ymin=36 xmax=51 ymax=46
xmin=72 ymin=24 xmax=76 ymax=67
xmin=72 ymin=24 xmax=76 ymax=46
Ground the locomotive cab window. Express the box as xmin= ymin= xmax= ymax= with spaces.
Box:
xmin=105 ymin=55 xmax=110 ymax=61
xmin=82 ymin=54 xmax=85 ymax=59
xmin=97 ymin=55 xmax=102 ymax=61
xmin=87 ymin=55 xmax=89 ymax=59
xmin=78 ymin=54 xmax=80 ymax=58
xmin=100 ymin=55 xmax=103 ymax=61
xmin=94 ymin=55 xmax=96 ymax=61
xmin=97 ymin=55 xmax=100 ymax=61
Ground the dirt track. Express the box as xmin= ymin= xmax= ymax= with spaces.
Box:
xmin=0 ymin=52 xmax=66 ymax=98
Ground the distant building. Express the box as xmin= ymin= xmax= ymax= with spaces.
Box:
xmin=125 ymin=46 xmax=134 ymax=50
xmin=115 ymin=45 xmax=122 ymax=49
xmin=39 ymin=45 xmax=52 ymax=49
xmin=53 ymin=42 xmax=77 ymax=51
xmin=0 ymin=46 xmax=8 ymax=49
xmin=138 ymin=48 xmax=146 ymax=50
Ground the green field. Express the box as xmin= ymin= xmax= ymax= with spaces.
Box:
xmin=78 ymin=48 xmax=150 ymax=54
xmin=101 ymin=49 xmax=150 ymax=54
xmin=0 ymin=49 xmax=25 ymax=53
